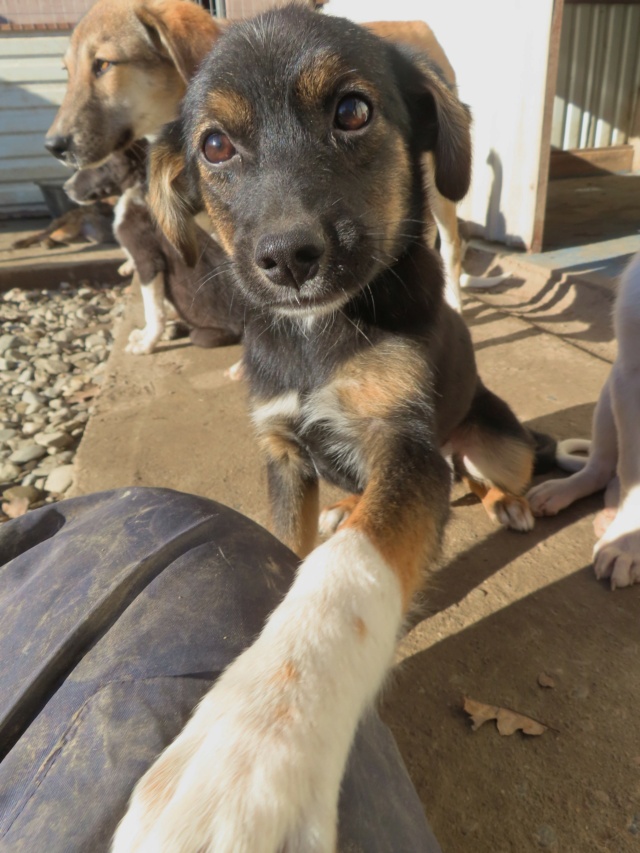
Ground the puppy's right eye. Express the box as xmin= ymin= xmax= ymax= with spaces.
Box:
xmin=202 ymin=132 xmax=236 ymax=164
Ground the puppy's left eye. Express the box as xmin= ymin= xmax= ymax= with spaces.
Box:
xmin=334 ymin=96 xmax=371 ymax=131
xmin=202 ymin=132 xmax=237 ymax=164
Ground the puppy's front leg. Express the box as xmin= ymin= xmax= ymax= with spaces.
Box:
xmin=593 ymin=361 xmax=640 ymax=588
xmin=112 ymin=440 xmax=450 ymax=853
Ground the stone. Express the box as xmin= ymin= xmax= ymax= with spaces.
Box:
xmin=9 ymin=444 xmax=47 ymax=464
xmin=0 ymin=461 xmax=21 ymax=482
xmin=34 ymin=430 xmax=74 ymax=450
xmin=44 ymin=464 xmax=74 ymax=494
xmin=0 ymin=334 xmax=20 ymax=354
xmin=2 ymin=484 xmax=43 ymax=504
xmin=0 ymin=428 xmax=18 ymax=442
xmin=22 ymin=389 xmax=44 ymax=406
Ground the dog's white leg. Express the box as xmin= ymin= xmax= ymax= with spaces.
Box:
xmin=125 ymin=273 xmax=166 ymax=355
xmin=593 ymin=256 xmax=640 ymax=587
xmin=432 ymin=191 xmax=462 ymax=312
xmin=527 ymin=376 xmax=618 ymax=516
xmin=593 ymin=366 xmax=640 ymax=587
xmin=111 ymin=529 xmax=402 ymax=853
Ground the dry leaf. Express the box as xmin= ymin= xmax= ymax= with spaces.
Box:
xmin=1 ymin=495 xmax=29 ymax=519
xmin=537 ymin=672 xmax=556 ymax=689
xmin=463 ymin=696 xmax=548 ymax=737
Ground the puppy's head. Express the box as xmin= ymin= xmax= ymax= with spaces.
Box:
xmin=151 ymin=4 xmax=471 ymax=317
xmin=64 ymin=145 xmax=144 ymax=204
xmin=45 ymin=0 xmax=223 ymax=169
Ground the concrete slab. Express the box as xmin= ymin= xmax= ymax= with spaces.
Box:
xmin=64 ymin=269 xmax=640 ymax=851
xmin=0 ymin=217 xmax=122 ymax=290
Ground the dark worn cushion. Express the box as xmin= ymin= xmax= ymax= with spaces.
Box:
xmin=0 ymin=487 xmax=441 ymax=852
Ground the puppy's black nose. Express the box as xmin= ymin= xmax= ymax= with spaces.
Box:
xmin=45 ymin=135 xmax=72 ymax=161
xmin=255 ymin=227 xmax=324 ymax=288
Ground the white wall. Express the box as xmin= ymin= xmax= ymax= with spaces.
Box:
xmin=327 ymin=0 xmax=555 ymax=249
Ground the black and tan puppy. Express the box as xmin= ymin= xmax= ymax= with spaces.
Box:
xmin=113 ymin=7 xmax=534 ymax=851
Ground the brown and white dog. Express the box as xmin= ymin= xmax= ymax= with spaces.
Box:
xmin=112 ymin=8 xmax=537 ymax=851
xmin=65 ymin=145 xmax=244 ymax=349
xmin=45 ymin=0 xmax=225 ymax=353
xmin=45 ymin=0 xmax=498 ymax=354
xmin=528 ymin=252 xmax=640 ymax=589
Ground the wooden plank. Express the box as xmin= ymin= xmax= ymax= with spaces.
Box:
xmin=0 ymin=107 xmax=58 ymax=134
xmin=531 ymin=0 xmax=565 ymax=252
xmin=0 ymin=81 xmax=67 ymax=108
xmin=0 ymin=32 xmax=71 ymax=56
xmin=0 ymin=58 xmax=67 ymax=83
xmin=549 ymin=145 xmax=634 ymax=179
xmin=0 ymin=131 xmax=56 ymax=159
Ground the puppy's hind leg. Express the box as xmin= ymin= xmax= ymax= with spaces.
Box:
xmin=451 ymin=383 xmax=535 ymax=531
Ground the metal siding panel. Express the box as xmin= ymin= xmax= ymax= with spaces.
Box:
xmin=0 ymin=181 xmax=47 ymax=211
xmin=0 ymin=132 xmax=54 ymax=159
xmin=0 ymin=33 xmax=71 ymax=57
xmin=0 ymin=107 xmax=59 ymax=134
xmin=0 ymin=156 xmax=70 ymax=183
xmin=0 ymin=81 xmax=67 ymax=109
xmin=0 ymin=58 xmax=67 ymax=83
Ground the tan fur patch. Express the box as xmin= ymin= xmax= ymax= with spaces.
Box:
xmin=346 ymin=491 xmax=440 ymax=609
xmin=204 ymin=90 xmax=254 ymax=136
xmin=354 ymin=617 xmax=367 ymax=640
xmin=335 ymin=340 xmax=426 ymax=420
xmin=270 ymin=660 xmax=299 ymax=686
xmin=202 ymin=193 xmax=236 ymax=257
xmin=295 ymin=52 xmax=356 ymax=108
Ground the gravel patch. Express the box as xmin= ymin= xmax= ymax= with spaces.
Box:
xmin=0 ymin=280 xmax=125 ymax=520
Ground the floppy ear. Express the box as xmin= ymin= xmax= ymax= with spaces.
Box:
xmin=136 ymin=0 xmax=224 ymax=83
xmin=148 ymin=121 xmax=200 ymax=266
xmin=391 ymin=46 xmax=472 ymax=203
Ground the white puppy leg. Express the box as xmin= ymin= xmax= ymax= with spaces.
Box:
xmin=432 ymin=191 xmax=462 ymax=312
xmin=125 ymin=273 xmax=166 ymax=355
xmin=593 ymin=273 xmax=640 ymax=588
xmin=112 ymin=529 xmax=402 ymax=853
xmin=528 ymin=376 xmax=618 ymax=516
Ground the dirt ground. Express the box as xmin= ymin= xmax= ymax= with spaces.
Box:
xmin=66 ymin=259 xmax=640 ymax=853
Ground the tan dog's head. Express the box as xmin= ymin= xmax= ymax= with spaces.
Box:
xmin=45 ymin=0 xmax=223 ymax=169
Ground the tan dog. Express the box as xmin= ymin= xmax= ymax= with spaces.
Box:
xmin=45 ymin=0 xmax=224 ymax=353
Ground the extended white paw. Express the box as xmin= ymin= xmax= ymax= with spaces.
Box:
xmin=119 ymin=260 xmax=135 ymax=277
xmin=527 ymin=478 xmax=577 ymax=517
xmin=593 ymin=505 xmax=640 ymax=590
xmin=112 ymin=674 xmax=337 ymax=853
xmin=318 ymin=497 xmax=359 ymax=538
xmin=319 ymin=506 xmax=349 ymax=538
xmin=224 ymin=358 xmax=245 ymax=381
xmin=125 ymin=327 xmax=162 ymax=355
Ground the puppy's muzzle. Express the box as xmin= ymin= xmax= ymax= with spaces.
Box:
xmin=254 ymin=225 xmax=325 ymax=289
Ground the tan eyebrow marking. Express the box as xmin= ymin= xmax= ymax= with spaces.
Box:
xmin=204 ymin=89 xmax=254 ymax=136
xmin=295 ymin=51 xmax=361 ymax=108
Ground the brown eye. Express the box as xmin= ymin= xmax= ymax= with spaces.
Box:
xmin=93 ymin=59 xmax=113 ymax=77
xmin=335 ymin=96 xmax=371 ymax=131
xmin=202 ymin=132 xmax=236 ymax=164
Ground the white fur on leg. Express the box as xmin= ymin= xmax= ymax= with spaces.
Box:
xmin=111 ymin=529 xmax=402 ymax=853
xmin=593 ymin=486 xmax=640 ymax=589
xmin=125 ymin=273 xmax=166 ymax=355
